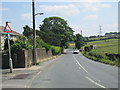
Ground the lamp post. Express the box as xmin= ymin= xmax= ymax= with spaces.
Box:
xmin=32 ymin=0 xmax=43 ymax=65
xmin=35 ymin=13 xmax=44 ymax=16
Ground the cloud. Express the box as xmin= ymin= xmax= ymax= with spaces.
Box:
xmin=21 ymin=13 xmax=32 ymax=20
xmin=39 ymin=2 xmax=112 ymax=17
xmin=1 ymin=0 xmax=119 ymax=2
xmin=0 ymin=8 xmax=9 ymax=11
xmin=40 ymin=4 xmax=80 ymax=17
xmin=100 ymin=4 xmax=112 ymax=8
xmin=81 ymin=3 xmax=98 ymax=12
xmin=84 ymin=0 xmax=101 ymax=3
xmin=81 ymin=2 xmax=112 ymax=12
xmin=84 ymin=15 xmax=98 ymax=20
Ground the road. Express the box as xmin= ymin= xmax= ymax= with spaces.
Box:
xmin=29 ymin=49 xmax=118 ymax=88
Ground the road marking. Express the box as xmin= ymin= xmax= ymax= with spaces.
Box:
xmin=73 ymin=55 xmax=97 ymax=78
xmin=73 ymin=55 xmax=103 ymax=86
xmin=86 ymin=77 xmax=107 ymax=88
xmin=79 ymin=67 xmax=81 ymax=69
xmin=25 ymin=71 xmax=42 ymax=88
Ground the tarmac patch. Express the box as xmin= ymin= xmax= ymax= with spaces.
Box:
xmin=10 ymin=74 xmax=30 ymax=79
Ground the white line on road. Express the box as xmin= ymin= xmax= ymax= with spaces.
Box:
xmin=79 ymin=67 xmax=81 ymax=69
xmin=73 ymin=55 xmax=97 ymax=79
xmin=86 ymin=77 xmax=107 ymax=88
xmin=73 ymin=55 xmax=106 ymax=88
xmin=25 ymin=71 xmax=42 ymax=88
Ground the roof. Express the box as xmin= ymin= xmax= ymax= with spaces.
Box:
xmin=0 ymin=26 xmax=21 ymax=36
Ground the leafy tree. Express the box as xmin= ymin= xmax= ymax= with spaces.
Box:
xmin=18 ymin=35 xmax=28 ymax=41
xmin=39 ymin=16 xmax=74 ymax=48
xmin=75 ymin=34 xmax=85 ymax=49
xmin=23 ymin=25 xmax=33 ymax=37
xmin=36 ymin=30 xmax=61 ymax=46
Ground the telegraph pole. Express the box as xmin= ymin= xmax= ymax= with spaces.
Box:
xmin=81 ymin=30 xmax=82 ymax=36
xmin=32 ymin=0 xmax=37 ymax=65
xmin=99 ymin=25 xmax=102 ymax=37
xmin=32 ymin=0 xmax=43 ymax=65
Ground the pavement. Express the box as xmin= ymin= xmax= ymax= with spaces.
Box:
xmin=1 ymin=55 xmax=62 ymax=88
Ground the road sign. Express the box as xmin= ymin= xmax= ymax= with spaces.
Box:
xmin=4 ymin=22 xmax=12 ymax=33
xmin=7 ymin=33 xmax=11 ymax=40
xmin=4 ymin=21 xmax=13 ymax=73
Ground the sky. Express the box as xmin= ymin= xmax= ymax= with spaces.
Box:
xmin=0 ymin=0 xmax=119 ymax=37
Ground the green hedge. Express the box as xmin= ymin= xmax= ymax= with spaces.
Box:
xmin=84 ymin=46 xmax=92 ymax=52
xmin=88 ymin=51 xmax=103 ymax=59
xmin=11 ymin=36 xmax=62 ymax=56
xmin=11 ymin=40 xmax=33 ymax=53
xmin=51 ymin=46 xmax=61 ymax=55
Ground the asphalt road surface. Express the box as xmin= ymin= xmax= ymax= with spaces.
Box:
xmin=29 ymin=49 xmax=118 ymax=88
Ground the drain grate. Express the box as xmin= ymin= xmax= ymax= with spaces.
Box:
xmin=10 ymin=74 xmax=30 ymax=79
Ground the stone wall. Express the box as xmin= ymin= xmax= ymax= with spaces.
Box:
xmin=2 ymin=48 xmax=53 ymax=69
xmin=36 ymin=48 xmax=52 ymax=63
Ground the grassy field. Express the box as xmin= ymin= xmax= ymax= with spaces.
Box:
xmin=83 ymin=39 xmax=120 ymax=66
xmin=69 ymin=42 xmax=75 ymax=49
xmin=87 ymin=39 xmax=119 ymax=54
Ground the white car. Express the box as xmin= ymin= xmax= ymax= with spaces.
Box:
xmin=73 ymin=50 xmax=79 ymax=54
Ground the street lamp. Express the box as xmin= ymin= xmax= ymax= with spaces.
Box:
xmin=32 ymin=0 xmax=43 ymax=65
xmin=35 ymin=13 xmax=44 ymax=16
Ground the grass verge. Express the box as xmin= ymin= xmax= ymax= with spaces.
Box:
xmin=81 ymin=39 xmax=120 ymax=67
xmin=82 ymin=52 xmax=119 ymax=66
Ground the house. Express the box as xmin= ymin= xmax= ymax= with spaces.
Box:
xmin=0 ymin=26 xmax=21 ymax=50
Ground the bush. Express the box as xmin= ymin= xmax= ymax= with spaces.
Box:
xmin=51 ymin=46 xmax=61 ymax=55
xmin=18 ymin=35 xmax=27 ymax=41
xmin=41 ymin=42 xmax=51 ymax=51
xmin=84 ymin=46 xmax=92 ymax=52
xmin=27 ymin=35 xmax=61 ymax=55
xmin=28 ymin=35 xmax=43 ymax=48
xmin=88 ymin=51 xmax=103 ymax=59
xmin=11 ymin=40 xmax=33 ymax=53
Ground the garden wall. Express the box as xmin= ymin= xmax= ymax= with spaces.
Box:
xmin=2 ymin=48 xmax=53 ymax=69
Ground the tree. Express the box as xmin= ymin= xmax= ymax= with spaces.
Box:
xmin=36 ymin=30 xmax=61 ymax=46
xmin=23 ymin=25 xmax=33 ymax=37
xmin=75 ymin=34 xmax=85 ymax=49
xmin=39 ymin=16 xmax=74 ymax=48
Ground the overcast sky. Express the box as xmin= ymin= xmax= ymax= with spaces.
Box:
xmin=0 ymin=0 xmax=119 ymax=37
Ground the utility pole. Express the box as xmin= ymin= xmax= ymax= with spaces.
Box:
xmin=81 ymin=30 xmax=82 ymax=36
xmin=99 ymin=25 xmax=102 ymax=37
xmin=32 ymin=0 xmax=43 ymax=65
xmin=32 ymin=0 xmax=36 ymax=65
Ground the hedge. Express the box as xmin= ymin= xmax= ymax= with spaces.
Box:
xmin=51 ymin=46 xmax=61 ymax=55
xmin=11 ymin=40 xmax=33 ymax=53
